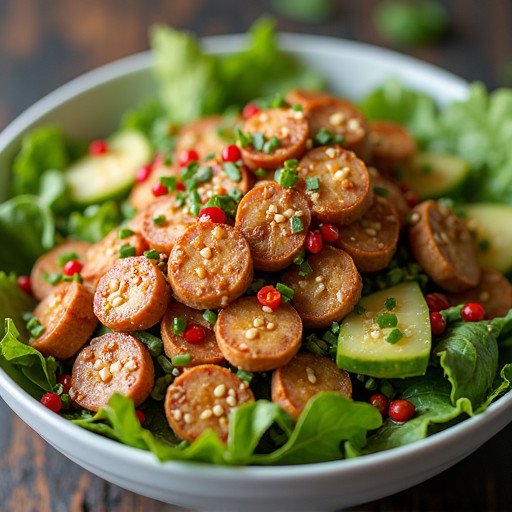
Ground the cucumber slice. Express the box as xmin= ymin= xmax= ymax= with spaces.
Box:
xmin=406 ymin=151 xmax=470 ymax=199
xmin=464 ymin=203 xmax=512 ymax=274
xmin=66 ymin=130 xmax=152 ymax=205
xmin=336 ymin=282 xmax=431 ymax=378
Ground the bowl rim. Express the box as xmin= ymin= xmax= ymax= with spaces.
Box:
xmin=0 ymin=32 xmax=509 ymax=483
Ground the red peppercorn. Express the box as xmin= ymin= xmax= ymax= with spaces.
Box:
xmin=41 ymin=392 xmax=62 ymax=413
xmin=388 ymin=399 xmax=415 ymax=422
xmin=369 ymin=393 xmax=389 ymax=416
xmin=89 ymin=139 xmax=108 ymax=155
xmin=17 ymin=275 xmax=32 ymax=295
xmin=306 ymin=230 xmax=323 ymax=254
xmin=222 ymin=144 xmax=242 ymax=162
xmin=58 ymin=374 xmax=72 ymax=394
xmin=176 ymin=181 xmax=186 ymax=191
xmin=135 ymin=409 xmax=146 ymax=425
xmin=430 ymin=311 xmax=446 ymax=335
xmin=151 ymin=181 xmax=168 ymax=197
xmin=425 ymin=292 xmax=450 ymax=312
xmin=461 ymin=302 xmax=485 ymax=322
xmin=135 ymin=163 xmax=152 ymax=183
xmin=257 ymin=285 xmax=282 ymax=310
xmin=178 ymin=149 xmax=199 ymax=167
xmin=242 ymin=103 xmax=260 ymax=119
xmin=63 ymin=259 xmax=83 ymax=276
xmin=320 ymin=223 xmax=339 ymax=243
xmin=198 ymin=206 xmax=226 ymax=224
xmin=183 ymin=324 xmax=207 ymax=344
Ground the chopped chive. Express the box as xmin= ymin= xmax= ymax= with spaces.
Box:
xmin=236 ymin=128 xmax=253 ymax=148
xmin=293 ymin=246 xmax=306 ymax=265
xmin=254 ymin=168 xmax=267 ymax=177
xmin=180 ymin=161 xmax=199 ymax=180
xmin=376 ymin=312 xmax=398 ymax=328
xmin=386 ymin=328 xmax=403 ymax=344
xmin=298 ymin=260 xmax=313 ymax=277
xmin=290 ymin=216 xmax=304 ymax=234
xmin=276 ymin=282 xmax=294 ymax=302
xmin=364 ymin=377 xmax=378 ymax=390
xmin=43 ymin=272 xmax=63 ymax=286
xmin=57 ymin=251 xmax=78 ymax=267
xmin=305 ymin=176 xmax=320 ymax=190
xmin=187 ymin=189 xmax=202 ymax=217
xmin=292 ymin=104 xmax=303 ymax=111
xmin=384 ymin=297 xmax=397 ymax=311
xmin=271 ymin=95 xmax=287 ymax=108
xmin=322 ymin=330 xmax=338 ymax=345
xmin=205 ymin=152 xmax=216 ymax=161
xmin=223 ymin=162 xmax=242 ymax=182
xmin=236 ymin=369 xmax=254 ymax=383
xmin=62 ymin=273 xmax=83 ymax=284
xmin=144 ymin=249 xmax=160 ymax=260
xmin=276 ymin=168 xmax=299 ymax=188
xmin=251 ymin=132 xmax=265 ymax=151
xmin=203 ymin=309 xmax=218 ymax=326
xmin=172 ymin=354 xmax=191 ymax=366
xmin=373 ymin=186 xmax=390 ymax=198
xmin=119 ymin=244 xmax=136 ymax=258
xmin=354 ymin=304 xmax=366 ymax=315
xmin=246 ymin=278 xmax=267 ymax=295
xmin=157 ymin=355 xmax=176 ymax=374
xmin=175 ymin=191 xmax=186 ymax=208
xmin=117 ymin=228 xmax=135 ymax=239
xmin=132 ymin=331 xmax=163 ymax=357
xmin=314 ymin=128 xmax=333 ymax=146
xmin=263 ymin=136 xmax=282 ymax=154
xmin=228 ymin=188 xmax=243 ymax=202
xmin=172 ymin=316 xmax=187 ymax=336
xmin=330 ymin=321 xmax=340 ymax=334
xmin=284 ymin=159 xmax=299 ymax=170
xmin=25 ymin=314 xmax=45 ymax=338
xmin=195 ymin=166 xmax=213 ymax=183
xmin=159 ymin=176 xmax=177 ymax=192
xmin=153 ymin=215 xmax=166 ymax=225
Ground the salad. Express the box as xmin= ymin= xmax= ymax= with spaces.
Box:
xmin=1 ymin=20 xmax=512 ymax=466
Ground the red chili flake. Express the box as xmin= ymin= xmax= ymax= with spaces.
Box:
xmin=306 ymin=230 xmax=323 ymax=254
xmin=63 ymin=260 xmax=83 ymax=276
xmin=242 ymin=103 xmax=260 ymax=119
xmin=198 ymin=206 xmax=226 ymax=224
xmin=425 ymin=292 xmax=450 ymax=312
xmin=369 ymin=393 xmax=389 ymax=416
xmin=461 ymin=302 xmax=485 ymax=322
xmin=183 ymin=324 xmax=207 ymax=344
xmin=40 ymin=392 xmax=62 ymax=413
xmin=388 ymin=399 xmax=415 ymax=422
xmin=222 ymin=144 xmax=242 ymax=162
xmin=257 ymin=285 xmax=282 ymax=310
xmin=151 ymin=181 xmax=168 ymax=197
xmin=320 ymin=223 xmax=339 ymax=243
xmin=429 ymin=311 xmax=446 ymax=335
xmin=17 ymin=275 xmax=32 ymax=295
xmin=135 ymin=409 xmax=146 ymax=425
xmin=178 ymin=149 xmax=199 ymax=167
xmin=135 ymin=163 xmax=152 ymax=183
xmin=58 ymin=374 xmax=72 ymax=394
xmin=89 ymin=139 xmax=108 ymax=155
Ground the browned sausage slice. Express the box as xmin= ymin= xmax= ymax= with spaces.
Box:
xmin=408 ymin=200 xmax=480 ymax=292
xmin=93 ymin=256 xmax=170 ymax=331
xmin=446 ymin=269 xmax=512 ymax=319
xmin=81 ymin=227 xmax=148 ymax=289
xmin=215 ymin=296 xmax=303 ymax=372
xmin=271 ymin=351 xmax=352 ymax=420
xmin=240 ymin=107 xmax=309 ymax=171
xmin=70 ymin=332 xmax=154 ymax=412
xmin=235 ymin=182 xmax=311 ymax=271
xmin=281 ymin=245 xmax=362 ymax=329
xmin=164 ymin=364 xmax=254 ymax=443
xmin=297 ymin=145 xmax=373 ymax=225
xmin=335 ymin=195 xmax=400 ymax=273
xmin=30 ymin=240 xmax=90 ymax=301
xmin=30 ymin=281 xmax=97 ymax=360
xmin=285 ymin=88 xmax=329 ymax=107
xmin=304 ymin=96 xmax=371 ymax=161
xmin=168 ymin=221 xmax=253 ymax=310
xmin=140 ymin=195 xmax=196 ymax=255
xmin=160 ymin=299 xmax=224 ymax=366
xmin=369 ymin=120 xmax=417 ymax=175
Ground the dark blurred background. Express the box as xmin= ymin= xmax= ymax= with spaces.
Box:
xmin=0 ymin=1 xmax=512 ymax=511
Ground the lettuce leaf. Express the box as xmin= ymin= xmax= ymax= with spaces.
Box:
xmin=67 ymin=201 xmax=123 ymax=243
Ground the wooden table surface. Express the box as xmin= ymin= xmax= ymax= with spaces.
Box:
xmin=1 ymin=1 xmax=511 ymax=510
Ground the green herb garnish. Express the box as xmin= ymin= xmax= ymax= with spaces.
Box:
xmin=119 ymin=244 xmax=136 ymax=258
xmin=276 ymin=282 xmax=294 ymax=302
xmin=376 ymin=312 xmax=398 ymax=328
xmin=223 ymin=162 xmax=242 ymax=182
xmin=172 ymin=316 xmax=187 ymax=336
xmin=386 ymin=328 xmax=403 ymax=344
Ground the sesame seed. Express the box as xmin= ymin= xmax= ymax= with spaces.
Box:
xmin=280 ymin=126 xmax=290 ymax=138
xmin=200 ymin=409 xmax=213 ymax=420
xmin=266 ymin=322 xmax=275 ymax=330
xmin=111 ymin=295 xmax=127 ymax=308
xmin=172 ymin=409 xmax=182 ymax=421
xmin=184 ymin=413 xmax=192 ymax=423
xmin=336 ymin=291 xmax=342 ymax=302
xmin=262 ymin=305 xmax=273 ymax=313
xmin=253 ymin=317 xmax=265 ymax=327
xmin=212 ymin=404 xmax=224 ymax=417
xmin=226 ymin=395 xmax=237 ymax=407
xmin=283 ymin=208 xmax=295 ymax=218
xmin=293 ymin=110 xmax=304 ymax=120
xmin=228 ymin=388 xmax=236 ymax=397
xmin=98 ymin=367 xmax=112 ymax=383
xmin=200 ymin=247 xmax=213 ymax=259
xmin=295 ymin=210 xmax=304 ymax=217
xmin=365 ymin=228 xmax=377 ymax=237
xmin=244 ymin=328 xmax=259 ymax=340
xmin=325 ymin=147 xmax=337 ymax=158
xmin=370 ymin=329 xmax=381 ymax=339
xmin=124 ymin=359 xmax=136 ymax=371
xmin=239 ymin=342 xmax=249 ymax=350
xmin=306 ymin=366 xmax=317 ymax=384
xmin=195 ymin=267 xmax=206 ymax=279
xmin=310 ymin=192 xmax=320 ymax=202
xmin=213 ymin=384 xmax=227 ymax=397
xmin=298 ymin=281 xmax=307 ymax=288
xmin=315 ymin=275 xmax=324 ymax=282
xmin=108 ymin=279 xmax=120 ymax=292
xmin=329 ymin=111 xmax=345 ymax=126
xmin=213 ymin=226 xmax=226 ymax=240
xmin=347 ymin=118 xmax=361 ymax=132
xmin=268 ymin=204 xmax=278 ymax=213
xmin=93 ymin=359 xmax=104 ymax=371
xmin=274 ymin=213 xmax=286 ymax=223
xmin=110 ymin=361 xmax=122 ymax=374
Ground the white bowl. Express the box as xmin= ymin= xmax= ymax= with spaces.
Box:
xmin=0 ymin=34 xmax=509 ymax=512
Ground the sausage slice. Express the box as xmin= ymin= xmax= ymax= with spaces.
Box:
xmin=281 ymin=245 xmax=362 ymax=329
xmin=335 ymin=195 xmax=400 ymax=273
xmin=70 ymin=332 xmax=154 ymax=412
xmin=285 ymin=88 xmax=329 ymax=107
xmin=93 ymin=256 xmax=170 ymax=331
xmin=160 ymin=299 xmax=224 ymax=366
xmin=446 ymin=269 xmax=512 ymax=319
xmin=240 ymin=107 xmax=309 ymax=171
xmin=235 ymin=182 xmax=311 ymax=271
xmin=215 ymin=296 xmax=303 ymax=372
xmin=297 ymin=145 xmax=373 ymax=225
xmin=30 ymin=281 xmax=97 ymax=360
xmin=164 ymin=364 xmax=254 ymax=443
xmin=271 ymin=351 xmax=352 ymax=421
xmin=140 ymin=195 xmax=196 ymax=255
xmin=408 ymin=200 xmax=480 ymax=292
xmin=30 ymin=240 xmax=90 ymax=301
xmin=168 ymin=221 xmax=253 ymax=310
xmin=304 ymin=96 xmax=371 ymax=161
